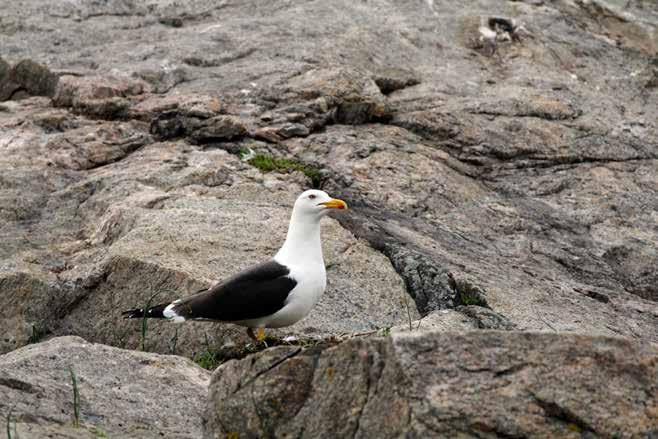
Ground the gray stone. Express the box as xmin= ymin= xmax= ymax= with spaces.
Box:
xmin=372 ymin=67 xmax=421 ymax=95
xmin=53 ymin=74 xmax=146 ymax=118
xmin=0 ymin=336 xmax=210 ymax=439
xmin=277 ymin=123 xmax=310 ymax=138
xmin=189 ymin=115 xmax=248 ymax=143
xmin=0 ymin=59 xmax=59 ymax=101
xmin=205 ymin=331 xmax=658 ymax=438
xmin=456 ymin=305 xmax=517 ymax=330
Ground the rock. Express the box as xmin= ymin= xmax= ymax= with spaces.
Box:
xmin=0 ymin=272 xmax=57 ymax=354
xmin=286 ymin=111 xmax=658 ymax=340
xmin=372 ymin=67 xmax=421 ymax=94
xmin=205 ymin=331 xmax=658 ymax=438
xmin=455 ymin=305 xmax=517 ymax=330
xmin=189 ymin=115 xmax=248 ymax=143
xmin=45 ymin=121 xmax=152 ymax=170
xmin=390 ymin=306 xmax=516 ymax=334
xmin=282 ymin=68 xmax=392 ymax=124
xmin=254 ymin=127 xmax=283 ymax=143
xmin=0 ymin=57 xmax=9 ymax=83
xmin=602 ymin=244 xmax=658 ymax=302
xmin=277 ymin=123 xmax=310 ymax=138
xmin=134 ymin=66 xmax=189 ymax=94
xmin=53 ymin=74 xmax=147 ymax=118
xmin=384 ymin=246 xmax=459 ymax=313
xmin=391 ymin=309 xmax=476 ymax=333
xmin=0 ymin=59 xmax=59 ymax=101
xmin=130 ymin=94 xmax=223 ymax=121
xmin=1 ymin=336 xmax=210 ymax=439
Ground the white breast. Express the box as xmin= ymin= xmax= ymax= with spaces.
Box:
xmin=262 ymin=262 xmax=326 ymax=328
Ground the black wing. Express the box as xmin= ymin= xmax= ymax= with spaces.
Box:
xmin=170 ymin=259 xmax=297 ymax=321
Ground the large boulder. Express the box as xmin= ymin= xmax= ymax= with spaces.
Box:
xmin=0 ymin=336 xmax=210 ymax=439
xmin=205 ymin=330 xmax=658 ymax=438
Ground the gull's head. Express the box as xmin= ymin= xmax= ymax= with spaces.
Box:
xmin=292 ymin=189 xmax=348 ymax=220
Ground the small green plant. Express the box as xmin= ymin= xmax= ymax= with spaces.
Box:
xmin=6 ymin=407 xmax=16 ymax=439
xmin=87 ymin=425 xmax=108 ymax=438
xmin=379 ymin=327 xmax=391 ymax=337
xmin=140 ymin=292 xmax=159 ymax=352
xmin=192 ymin=333 xmax=289 ymax=370
xmin=68 ymin=367 xmax=80 ymax=428
xmin=456 ymin=283 xmax=487 ymax=306
xmin=194 ymin=332 xmax=214 ymax=369
xmin=28 ymin=323 xmax=47 ymax=344
xmin=193 ymin=350 xmax=221 ymax=370
xmin=238 ymin=147 xmax=253 ymax=160
xmin=247 ymin=154 xmax=323 ymax=188
xmin=449 ymin=275 xmax=488 ymax=307
xmin=193 ymin=332 xmax=223 ymax=370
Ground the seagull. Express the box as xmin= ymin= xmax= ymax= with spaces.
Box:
xmin=122 ymin=189 xmax=348 ymax=341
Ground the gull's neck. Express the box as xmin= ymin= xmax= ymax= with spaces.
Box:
xmin=275 ymin=210 xmax=323 ymax=267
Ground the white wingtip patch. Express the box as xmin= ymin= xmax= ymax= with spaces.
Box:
xmin=163 ymin=302 xmax=186 ymax=323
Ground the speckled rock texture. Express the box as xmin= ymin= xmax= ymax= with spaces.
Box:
xmin=1 ymin=0 xmax=656 ymax=357
xmin=205 ymin=330 xmax=658 ymax=439
xmin=1 ymin=0 xmax=657 ymax=436
xmin=0 ymin=336 xmax=210 ymax=439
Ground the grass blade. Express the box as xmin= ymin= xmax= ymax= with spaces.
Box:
xmin=68 ymin=366 xmax=80 ymax=428
xmin=6 ymin=407 xmax=15 ymax=439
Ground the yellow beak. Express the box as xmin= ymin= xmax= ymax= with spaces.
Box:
xmin=320 ymin=198 xmax=348 ymax=210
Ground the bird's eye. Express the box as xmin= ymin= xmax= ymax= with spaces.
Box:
xmin=308 ymin=194 xmax=316 ymax=200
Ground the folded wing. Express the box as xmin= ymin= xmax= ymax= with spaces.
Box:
xmin=168 ymin=260 xmax=297 ymax=321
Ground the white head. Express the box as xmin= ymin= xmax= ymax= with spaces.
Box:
xmin=276 ymin=190 xmax=348 ymax=263
xmin=291 ymin=189 xmax=348 ymax=221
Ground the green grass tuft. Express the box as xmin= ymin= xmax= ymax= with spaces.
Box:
xmin=6 ymin=408 xmax=16 ymax=439
xmin=28 ymin=323 xmax=47 ymax=344
xmin=193 ymin=350 xmax=222 ymax=370
xmin=248 ymin=154 xmax=323 ymax=188
xmin=452 ymin=278 xmax=488 ymax=307
xmin=68 ymin=367 xmax=80 ymax=428
xmin=87 ymin=425 xmax=109 ymax=438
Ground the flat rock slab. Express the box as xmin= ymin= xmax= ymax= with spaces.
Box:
xmin=0 ymin=336 xmax=210 ymax=439
xmin=205 ymin=330 xmax=658 ymax=438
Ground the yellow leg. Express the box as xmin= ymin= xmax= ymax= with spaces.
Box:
xmin=256 ymin=327 xmax=266 ymax=341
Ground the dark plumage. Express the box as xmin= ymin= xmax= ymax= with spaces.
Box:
xmin=122 ymin=260 xmax=297 ymax=322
